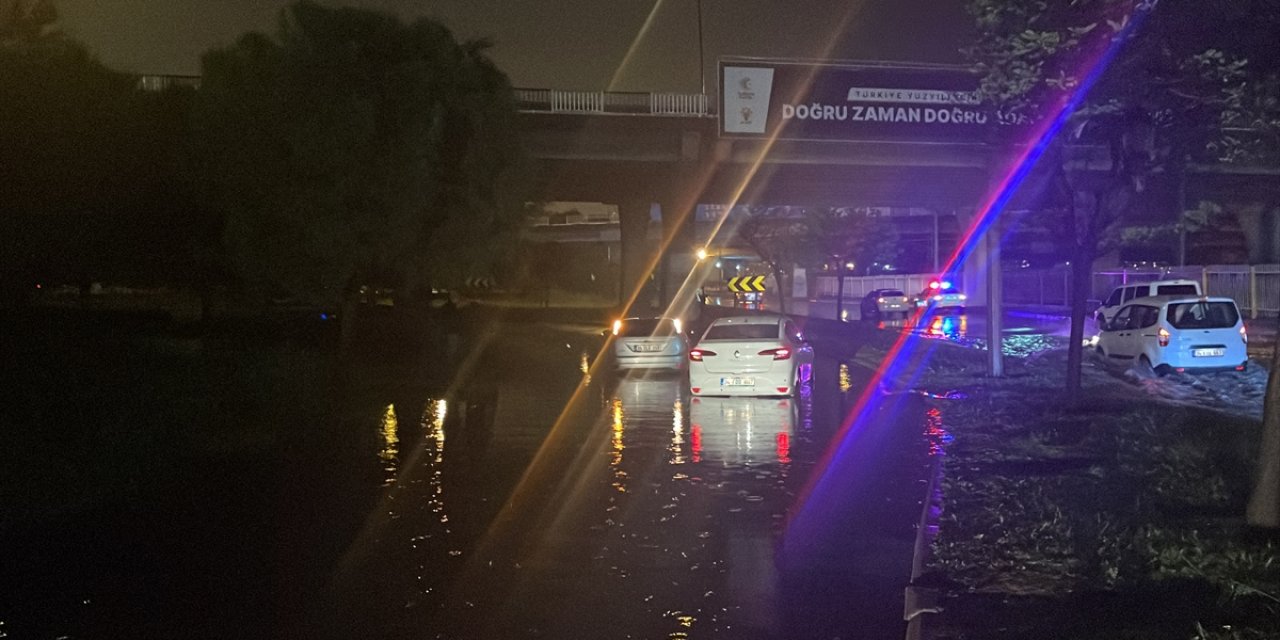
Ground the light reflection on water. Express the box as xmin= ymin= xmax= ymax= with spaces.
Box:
xmin=688 ymin=396 xmax=797 ymax=466
xmin=379 ymin=404 xmax=399 ymax=485
xmin=610 ymin=398 xmax=626 ymax=492
xmin=421 ymin=399 xmax=449 ymax=522
xmin=670 ymin=400 xmax=686 ymax=465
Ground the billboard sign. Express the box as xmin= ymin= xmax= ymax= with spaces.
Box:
xmin=718 ymin=59 xmax=997 ymax=143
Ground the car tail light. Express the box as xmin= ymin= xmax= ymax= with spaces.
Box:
xmin=1240 ymin=325 xmax=1248 ymax=344
xmin=689 ymin=349 xmax=715 ymax=361
xmin=758 ymin=347 xmax=792 ymax=360
xmin=1235 ymin=365 xmax=1245 ymax=371
xmin=776 ymin=387 xmax=790 ymax=393
xmin=877 ymin=297 xmax=885 ymax=303
xmin=611 ymin=319 xmax=621 ymax=335
xmin=1158 ymin=327 xmax=1170 ymax=347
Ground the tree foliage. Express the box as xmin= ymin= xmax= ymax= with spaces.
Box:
xmin=194 ymin=1 xmax=528 ymax=305
xmin=0 ymin=0 xmax=206 ymax=291
xmin=967 ymin=0 xmax=1280 ymax=527
xmin=965 ymin=0 xmax=1280 ymax=400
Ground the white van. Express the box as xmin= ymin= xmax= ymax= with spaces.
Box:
xmin=1095 ymin=295 xmax=1248 ymax=375
xmin=1095 ymin=279 xmax=1201 ymax=329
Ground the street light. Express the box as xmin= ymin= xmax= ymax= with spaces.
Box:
xmin=696 ymin=247 xmax=708 ymax=261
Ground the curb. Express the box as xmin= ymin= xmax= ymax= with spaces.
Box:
xmin=904 ymin=426 xmax=945 ymax=640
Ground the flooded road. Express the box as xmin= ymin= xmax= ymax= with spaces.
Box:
xmin=318 ymin=325 xmax=931 ymax=639
xmin=1 ymin=319 xmax=930 ymax=640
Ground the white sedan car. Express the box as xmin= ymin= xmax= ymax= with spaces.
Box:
xmin=689 ymin=315 xmax=814 ymax=396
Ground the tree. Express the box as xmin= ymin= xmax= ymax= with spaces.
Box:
xmin=965 ymin=0 xmax=1279 ymax=402
xmin=0 ymin=0 xmax=188 ymax=299
xmin=967 ymin=0 xmax=1280 ymax=528
xmin=734 ymin=206 xmax=806 ymax=314
xmin=193 ymin=2 xmax=527 ymax=325
xmin=802 ymin=207 xmax=900 ymax=319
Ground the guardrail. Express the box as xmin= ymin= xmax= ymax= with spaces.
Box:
xmin=137 ymin=77 xmax=713 ymax=116
xmin=514 ymin=89 xmax=710 ymax=116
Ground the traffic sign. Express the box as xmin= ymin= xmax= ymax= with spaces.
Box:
xmin=727 ymin=275 xmax=766 ymax=293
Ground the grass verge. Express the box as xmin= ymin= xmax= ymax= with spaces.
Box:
xmin=909 ymin=346 xmax=1279 ymax=639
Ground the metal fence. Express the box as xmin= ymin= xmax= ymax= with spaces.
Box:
xmin=1093 ymin=265 xmax=1279 ymax=318
xmin=810 ymin=273 xmax=943 ymax=301
xmin=816 ymin=265 xmax=1279 ymax=317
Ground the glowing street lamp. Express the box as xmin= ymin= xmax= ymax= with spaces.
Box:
xmin=696 ymin=247 xmax=708 ymax=261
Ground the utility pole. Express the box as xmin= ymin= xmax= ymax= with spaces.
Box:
xmin=987 ymin=212 xmax=1004 ymax=377
xmin=695 ymin=0 xmax=706 ymax=96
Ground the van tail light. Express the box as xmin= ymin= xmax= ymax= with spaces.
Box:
xmin=1157 ymin=327 xmax=1170 ymax=347
xmin=689 ymin=349 xmax=716 ymax=361
xmin=759 ymin=347 xmax=792 ymax=360
xmin=1240 ymin=326 xmax=1248 ymax=344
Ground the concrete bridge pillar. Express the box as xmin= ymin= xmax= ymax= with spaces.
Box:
xmin=619 ymin=198 xmax=658 ymax=313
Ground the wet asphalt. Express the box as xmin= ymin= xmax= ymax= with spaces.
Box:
xmin=1 ymin=318 xmax=930 ymax=640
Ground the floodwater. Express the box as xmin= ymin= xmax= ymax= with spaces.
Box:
xmin=1 ymin=318 xmax=931 ymax=640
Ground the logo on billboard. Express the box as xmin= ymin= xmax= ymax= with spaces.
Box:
xmin=723 ymin=66 xmax=774 ymax=134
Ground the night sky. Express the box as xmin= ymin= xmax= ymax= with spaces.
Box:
xmin=55 ymin=0 xmax=972 ymax=92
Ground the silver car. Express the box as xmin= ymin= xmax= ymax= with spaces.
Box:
xmin=611 ymin=317 xmax=688 ymax=370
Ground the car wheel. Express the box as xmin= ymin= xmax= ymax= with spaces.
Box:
xmin=1095 ymin=345 xmax=1105 ymax=357
xmin=1137 ymin=355 xmax=1158 ymax=376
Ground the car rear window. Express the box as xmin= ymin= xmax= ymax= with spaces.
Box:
xmin=703 ymin=324 xmax=779 ymax=340
xmin=1166 ymin=302 xmax=1240 ymax=329
xmin=1155 ymin=284 xmax=1198 ymax=296
xmin=881 ymin=290 xmax=905 ymax=297
xmin=619 ymin=319 xmax=678 ymax=337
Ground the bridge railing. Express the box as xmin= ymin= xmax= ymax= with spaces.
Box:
xmin=515 ymin=88 xmax=710 ymax=117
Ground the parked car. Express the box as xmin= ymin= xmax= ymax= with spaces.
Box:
xmin=1094 ymin=295 xmax=1248 ymax=375
xmin=860 ymin=288 xmax=912 ymax=319
xmin=914 ymin=279 xmax=966 ymax=312
xmin=1095 ymin=279 xmax=1201 ymax=330
xmin=688 ymin=315 xmax=814 ymax=397
xmin=611 ymin=317 xmax=688 ymax=370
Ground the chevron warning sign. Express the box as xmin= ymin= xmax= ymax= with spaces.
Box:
xmin=727 ymin=275 xmax=766 ymax=293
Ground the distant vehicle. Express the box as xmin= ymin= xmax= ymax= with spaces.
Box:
xmin=688 ymin=315 xmax=814 ymax=397
xmin=860 ymin=288 xmax=911 ymax=320
xmin=1095 ymin=279 xmax=1201 ymax=329
xmin=611 ymin=317 xmax=688 ymax=370
xmin=914 ymin=279 xmax=966 ymax=312
xmin=1094 ymin=295 xmax=1247 ymax=375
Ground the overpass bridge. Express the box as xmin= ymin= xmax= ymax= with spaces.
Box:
xmin=514 ymin=82 xmax=994 ymax=315
xmin=138 ymin=66 xmax=1280 ymax=319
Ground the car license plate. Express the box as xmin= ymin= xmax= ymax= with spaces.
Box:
xmin=721 ymin=377 xmax=753 ymax=386
xmin=1192 ymin=348 xmax=1225 ymax=357
xmin=632 ymin=344 xmax=663 ymax=352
